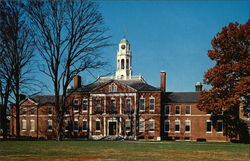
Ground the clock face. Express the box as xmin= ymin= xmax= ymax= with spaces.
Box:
xmin=121 ymin=45 xmax=125 ymax=49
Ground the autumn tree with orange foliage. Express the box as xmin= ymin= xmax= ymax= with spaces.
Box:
xmin=197 ymin=20 xmax=250 ymax=141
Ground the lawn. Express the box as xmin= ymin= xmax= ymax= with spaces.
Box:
xmin=0 ymin=141 xmax=249 ymax=161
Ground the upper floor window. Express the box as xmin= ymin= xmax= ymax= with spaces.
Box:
xmin=82 ymin=99 xmax=88 ymax=112
xmin=73 ymin=99 xmax=80 ymax=113
xmin=110 ymin=99 xmax=116 ymax=114
xmin=21 ymin=108 xmax=27 ymax=115
xmin=126 ymin=59 xmax=129 ymax=69
xmin=109 ymin=83 xmax=117 ymax=92
xmin=185 ymin=120 xmax=191 ymax=133
xmin=175 ymin=105 xmax=180 ymax=115
xmin=149 ymin=119 xmax=155 ymax=132
xmin=139 ymin=98 xmax=145 ymax=111
xmin=217 ymin=120 xmax=223 ymax=133
xmin=48 ymin=107 xmax=52 ymax=115
xmin=125 ymin=120 xmax=131 ymax=132
xmin=125 ymin=98 xmax=131 ymax=114
xmin=149 ymin=97 xmax=155 ymax=111
xmin=164 ymin=105 xmax=170 ymax=115
xmin=121 ymin=59 xmax=124 ymax=69
xmin=139 ymin=119 xmax=145 ymax=132
xmin=30 ymin=107 xmax=35 ymax=115
xmin=22 ymin=120 xmax=27 ymax=131
xmin=206 ymin=120 xmax=212 ymax=133
xmin=95 ymin=99 xmax=101 ymax=113
xmin=185 ymin=105 xmax=191 ymax=115
xmin=164 ymin=120 xmax=170 ymax=132
xmin=47 ymin=120 xmax=52 ymax=131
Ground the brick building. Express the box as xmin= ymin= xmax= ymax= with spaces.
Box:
xmin=10 ymin=38 xmax=237 ymax=141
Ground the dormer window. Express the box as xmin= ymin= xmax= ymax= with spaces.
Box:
xmin=109 ymin=83 xmax=117 ymax=92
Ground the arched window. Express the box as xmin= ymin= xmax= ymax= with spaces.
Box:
xmin=121 ymin=59 xmax=124 ymax=69
xmin=117 ymin=60 xmax=120 ymax=70
xmin=126 ymin=59 xmax=129 ymax=69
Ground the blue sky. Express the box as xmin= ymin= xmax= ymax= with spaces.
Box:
xmin=36 ymin=1 xmax=249 ymax=94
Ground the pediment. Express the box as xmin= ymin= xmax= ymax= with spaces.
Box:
xmin=20 ymin=98 xmax=38 ymax=106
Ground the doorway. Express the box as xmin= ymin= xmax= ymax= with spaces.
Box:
xmin=109 ymin=122 xmax=116 ymax=135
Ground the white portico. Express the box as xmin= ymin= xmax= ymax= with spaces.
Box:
xmin=115 ymin=38 xmax=132 ymax=80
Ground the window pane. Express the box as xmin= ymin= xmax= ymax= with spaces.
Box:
xmin=185 ymin=121 xmax=190 ymax=132
xmin=83 ymin=120 xmax=87 ymax=131
xmin=126 ymin=99 xmax=131 ymax=113
xmin=125 ymin=120 xmax=131 ymax=132
xmin=149 ymin=120 xmax=154 ymax=131
xmin=164 ymin=121 xmax=170 ymax=132
xmin=149 ymin=99 xmax=155 ymax=111
xmin=165 ymin=105 xmax=169 ymax=115
xmin=139 ymin=98 xmax=145 ymax=111
xmin=96 ymin=121 xmax=100 ymax=131
xmin=217 ymin=121 xmax=223 ymax=132
xmin=65 ymin=120 xmax=69 ymax=131
xmin=73 ymin=121 xmax=78 ymax=131
xmin=175 ymin=121 xmax=180 ymax=132
xmin=175 ymin=106 xmax=180 ymax=114
xmin=30 ymin=108 xmax=35 ymax=115
xmin=48 ymin=120 xmax=52 ymax=130
xmin=83 ymin=100 xmax=88 ymax=111
xmin=139 ymin=120 xmax=145 ymax=132
xmin=206 ymin=121 xmax=212 ymax=132
xmin=110 ymin=99 xmax=116 ymax=113
xmin=186 ymin=106 xmax=190 ymax=114
xmin=22 ymin=120 xmax=27 ymax=130
xmin=48 ymin=107 xmax=52 ymax=115
xmin=30 ymin=120 xmax=35 ymax=131
xmin=21 ymin=108 xmax=26 ymax=115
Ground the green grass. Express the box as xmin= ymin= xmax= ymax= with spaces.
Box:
xmin=0 ymin=141 xmax=249 ymax=161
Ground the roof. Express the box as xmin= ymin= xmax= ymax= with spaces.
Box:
xmin=72 ymin=78 xmax=161 ymax=93
xmin=165 ymin=92 xmax=200 ymax=103
xmin=30 ymin=95 xmax=57 ymax=105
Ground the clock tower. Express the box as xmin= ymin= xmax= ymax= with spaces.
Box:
xmin=115 ymin=38 xmax=132 ymax=80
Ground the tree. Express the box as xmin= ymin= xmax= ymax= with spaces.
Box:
xmin=197 ymin=20 xmax=250 ymax=140
xmin=26 ymin=0 xmax=110 ymax=140
xmin=0 ymin=1 xmax=37 ymax=139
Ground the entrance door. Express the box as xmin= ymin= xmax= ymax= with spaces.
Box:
xmin=109 ymin=122 xmax=116 ymax=135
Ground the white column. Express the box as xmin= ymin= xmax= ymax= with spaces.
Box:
xmin=104 ymin=96 xmax=106 ymax=114
xmin=120 ymin=96 xmax=122 ymax=114
xmin=134 ymin=94 xmax=137 ymax=140
xmin=89 ymin=96 xmax=92 ymax=136
xmin=119 ymin=117 xmax=122 ymax=136
xmin=104 ymin=117 xmax=106 ymax=136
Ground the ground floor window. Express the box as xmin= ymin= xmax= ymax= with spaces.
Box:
xmin=139 ymin=119 xmax=145 ymax=132
xmin=30 ymin=120 xmax=35 ymax=131
xmin=217 ymin=120 xmax=223 ymax=132
xmin=164 ymin=120 xmax=170 ymax=132
xmin=73 ymin=120 xmax=78 ymax=131
xmin=185 ymin=120 xmax=191 ymax=133
xmin=96 ymin=120 xmax=100 ymax=131
xmin=47 ymin=120 xmax=52 ymax=131
xmin=125 ymin=120 xmax=131 ymax=132
xmin=175 ymin=120 xmax=180 ymax=132
xmin=82 ymin=120 xmax=88 ymax=131
xmin=22 ymin=120 xmax=27 ymax=131
xmin=65 ymin=120 xmax=69 ymax=132
xmin=149 ymin=119 xmax=155 ymax=132
xmin=206 ymin=120 xmax=212 ymax=132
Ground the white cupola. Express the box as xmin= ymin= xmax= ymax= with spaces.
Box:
xmin=115 ymin=38 xmax=132 ymax=80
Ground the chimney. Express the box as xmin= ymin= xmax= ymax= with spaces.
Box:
xmin=160 ymin=71 xmax=166 ymax=92
xmin=195 ymin=82 xmax=203 ymax=92
xmin=74 ymin=75 xmax=81 ymax=89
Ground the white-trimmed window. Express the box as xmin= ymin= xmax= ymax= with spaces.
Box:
xmin=185 ymin=105 xmax=191 ymax=115
xmin=95 ymin=119 xmax=101 ymax=131
xmin=175 ymin=105 xmax=180 ymax=115
xmin=21 ymin=108 xmax=27 ymax=115
xmin=82 ymin=99 xmax=88 ymax=112
xmin=164 ymin=105 xmax=170 ymax=115
xmin=30 ymin=120 xmax=35 ymax=131
xmin=30 ymin=107 xmax=35 ymax=115
xmin=217 ymin=120 xmax=223 ymax=133
xmin=22 ymin=120 xmax=27 ymax=131
xmin=109 ymin=83 xmax=117 ymax=92
xmin=110 ymin=98 xmax=116 ymax=113
xmin=185 ymin=120 xmax=191 ymax=133
xmin=139 ymin=98 xmax=145 ymax=111
xmin=95 ymin=99 xmax=101 ymax=113
xmin=73 ymin=120 xmax=79 ymax=132
xmin=125 ymin=120 xmax=131 ymax=132
xmin=73 ymin=99 xmax=80 ymax=113
xmin=82 ymin=119 xmax=88 ymax=132
xmin=48 ymin=107 xmax=52 ymax=115
xmin=149 ymin=119 xmax=155 ymax=132
xmin=164 ymin=120 xmax=170 ymax=132
xmin=206 ymin=120 xmax=212 ymax=133
xmin=149 ymin=97 xmax=155 ymax=111
xmin=65 ymin=120 xmax=69 ymax=132
xmin=125 ymin=98 xmax=131 ymax=114
xmin=47 ymin=120 xmax=52 ymax=131
xmin=174 ymin=120 xmax=180 ymax=132
xmin=139 ymin=119 xmax=145 ymax=132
